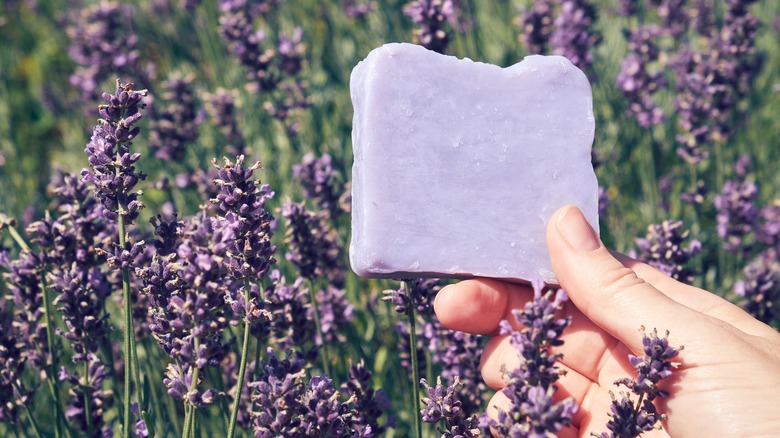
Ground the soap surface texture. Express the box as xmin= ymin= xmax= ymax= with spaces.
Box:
xmin=349 ymin=43 xmax=599 ymax=283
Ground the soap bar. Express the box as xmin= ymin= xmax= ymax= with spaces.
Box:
xmin=349 ymin=43 xmax=599 ymax=284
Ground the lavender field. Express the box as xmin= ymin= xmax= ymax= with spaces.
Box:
xmin=1 ymin=0 xmax=779 ymax=436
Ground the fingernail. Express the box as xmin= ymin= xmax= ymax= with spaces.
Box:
xmin=556 ymin=205 xmax=601 ymax=252
xmin=433 ymin=284 xmax=451 ymax=310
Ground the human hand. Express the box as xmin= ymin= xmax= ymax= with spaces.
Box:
xmin=434 ymin=205 xmax=780 ymax=437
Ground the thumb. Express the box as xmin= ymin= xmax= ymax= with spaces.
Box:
xmin=546 ymin=205 xmax=707 ymax=352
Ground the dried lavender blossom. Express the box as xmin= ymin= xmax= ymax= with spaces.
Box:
xmin=481 ymin=279 xmax=577 ymax=437
xmin=81 ymin=79 xmax=148 ymax=224
xmin=597 ymin=328 xmax=681 ymax=438
xmin=420 ymin=376 xmax=480 ymax=438
xmin=634 ymin=220 xmax=701 ymax=285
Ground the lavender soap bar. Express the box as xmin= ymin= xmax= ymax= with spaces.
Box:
xmin=349 ymin=43 xmax=599 ymax=284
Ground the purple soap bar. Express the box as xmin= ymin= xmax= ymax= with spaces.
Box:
xmin=349 ymin=43 xmax=599 ymax=283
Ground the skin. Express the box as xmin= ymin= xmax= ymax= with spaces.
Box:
xmin=433 ymin=205 xmax=780 ymax=437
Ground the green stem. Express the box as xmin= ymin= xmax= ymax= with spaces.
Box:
xmin=182 ymin=401 xmax=192 ymax=438
xmin=182 ymin=337 xmax=201 ymax=438
xmin=84 ymin=359 xmax=93 ymax=438
xmin=226 ymin=280 xmax=254 ymax=438
xmin=406 ymin=281 xmax=423 ymax=438
xmin=118 ymin=214 xmax=136 ymax=438
xmin=6 ymin=225 xmax=30 ymax=252
xmin=307 ymin=280 xmax=330 ymax=376
xmin=39 ymin=273 xmax=64 ymax=438
xmin=21 ymin=403 xmax=42 ymax=438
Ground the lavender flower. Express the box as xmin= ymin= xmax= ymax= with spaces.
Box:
xmin=634 ymin=220 xmax=701 ymax=284
xmin=550 ymin=0 xmax=601 ymax=75
xmin=0 ymin=298 xmax=33 ymax=425
xmin=59 ymin=353 xmax=112 ymax=437
xmin=403 ymin=0 xmax=455 ymax=54
xmin=648 ymin=0 xmax=688 ymax=38
xmin=3 ymin=251 xmax=49 ymax=375
xmin=292 ymin=153 xmax=348 ymax=220
xmin=262 ymin=270 xmax=316 ymax=352
xmin=342 ymin=360 xmax=389 ymax=436
xmin=218 ymin=0 xmax=310 ymax=134
xmin=681 ymin=180 xmax=708 ymax=205
xmin=81 ymin=79 xmax=148 ymax=224
xmin=315 ymin=285 xmax=354 ymax=345
xmin=341 ymin=0 xmax=374 ymax=19
xmin=672 ymin=2 xmax=762 ymax=164
xmin=249 ymin=348 xmax=307 ymax=436
xmin=281 ymin=202 xmax=342 ymax=284
xmin=757 ymin=201 xmax=780 ymax=250
xmin=734 ymin=249 xmax=780 ymax=326
xmin=598 ymin=328 xmax=681 ymax=438
xmin=204 ymin=88 xmax=246 ymax=156
xmin=516 ymin=0 xmax=555 ymax=55
xmin=420 ymin=376 xmax=480 ymax=438
xmin=139 ymin=213 xmax=234 ymax=407
xmin=148 ymin=73 xmax=201 ymax=163
xmin=212 ymin=155 xmax=276 ymax=284
xmin=714 ymin=157 xmax=759 ymax=253
xmin=300 ymin=375 xmax=354 ymax=436
xmin=481 ymin=279 xmax=577 ymax=436
xmin=66 ymin=2 xmax=147 ymax=103
xmin=616 ymin=25 xmax=666 ymax=127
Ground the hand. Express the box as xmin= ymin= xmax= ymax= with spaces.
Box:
xmin=434 ymin=205 xmax=780 ymax=437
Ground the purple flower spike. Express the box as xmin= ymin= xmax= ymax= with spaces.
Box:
xmin=550 ymin=0 xmax=601 ymax=76
xmin=601 ymin=327 xmax=682 ymax=437
xmin=517 ymin=0 xmax=555 ymax=55
xmin=481 ymin=279 xmax=577 ymax=436
xmin=734 ymin=249 xmax=780 ymax=326
xmin=81 ymin=79 xmax=148 ymax=225
xmin=211 ymin=155 xmax=276 ymax=283
xmin=292 ymin=153 xmax=348 ymax=220
xmin=634 ymin=220 xmax=701 ymax=284
xmin=715 ymin=157 xmax=759 ymax=254
xmin=420 ymin=376 xmax=480 ymax=437
xmin=403 ymin=0 xmax=456 ymax=54
xmin=617 ymin=25 xmax=666 ymax=128
xmin=149 ymin=73 xmax=201 ymax=163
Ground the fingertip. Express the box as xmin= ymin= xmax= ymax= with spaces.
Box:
xmin=433 ymin=278 xmax=512 ymax=335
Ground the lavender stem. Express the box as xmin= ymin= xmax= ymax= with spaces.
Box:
xmin=118 ymin=214 xmax=136 ymax=438
xmin=39 ymin=264 xmax=65 ymax=438
xmin=405 ymin=281 xmax=423 ymax=438
xmin=227 ymin=279 xmax=254 ymax=438
xmin=84 ymin=359 xmax=93 ymax=438
xmin=308 ymin=279 xmax=330 ymax=376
